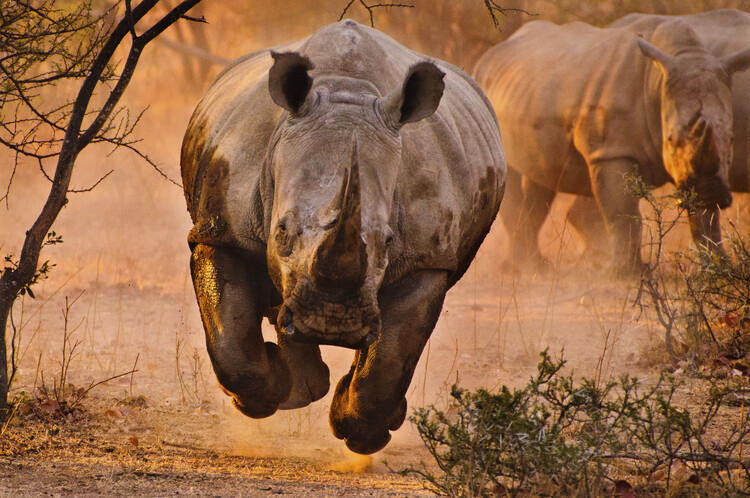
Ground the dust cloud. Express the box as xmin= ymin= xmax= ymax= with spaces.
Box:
xmin=4 ymin=0 xmax=747 ymax=477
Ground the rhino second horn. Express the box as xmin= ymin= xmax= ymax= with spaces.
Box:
xmin=312 ymin=133 xmax=367 ymax=294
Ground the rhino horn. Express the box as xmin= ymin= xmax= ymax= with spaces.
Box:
xmin=638 ymin=38 xmax=674 ymax=69
xmin=724 ymin=48 xmax=750 ymax=74
xmin=312 ymin=132 xmax=367 ymax=293
xmin=696 ymin=124 xmax=719 ymax=166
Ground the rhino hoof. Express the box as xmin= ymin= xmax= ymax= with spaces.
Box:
xmin=344 ymin=432 xmax=392 ymax=455
xmin=278 ymin=372 xmax=330 ymax=410
xmin=231 ymin=396 xmax=278 ymax=419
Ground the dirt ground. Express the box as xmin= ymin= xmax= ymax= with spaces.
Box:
xmin=0 ymin=68 xmax=719 ymax=498
xmin=0 ymin=194 xmax=677 ymax=496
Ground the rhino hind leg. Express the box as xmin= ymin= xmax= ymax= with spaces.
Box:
xmin=566 ymin=195 xmax=611 ymax=263
xmin=500 ymin=168 xmax=556 ymax=271
xmin=191 ymin=244 xmax=293 ymax=418
xmin=276 ymin=337 xmax=330 ymax=410
xmin=328 ymin=270 xmax=447 ymax=455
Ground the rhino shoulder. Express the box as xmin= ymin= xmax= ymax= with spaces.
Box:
xmin=182 ymin=43 xmax=307 ymax=253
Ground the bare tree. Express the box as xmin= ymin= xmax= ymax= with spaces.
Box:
xmin=0 ymin=0 xmax=204 ymax=416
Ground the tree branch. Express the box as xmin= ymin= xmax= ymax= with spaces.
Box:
xmin=338 ymin=0 xmax=414 ymax=27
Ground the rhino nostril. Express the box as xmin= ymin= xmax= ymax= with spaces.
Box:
xmin=362 ymin=332 xmax=377 ymax=348
xmin=278 ymin=306 xmax=295 ymax=336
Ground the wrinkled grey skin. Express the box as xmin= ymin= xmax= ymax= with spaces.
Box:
xmin=567 ymin=10 xmax=750 ymax=259
xmin=474 ymin=17 xmax=750 ymax=275
xmin=181 ymin=20 xmax=505 ymax=454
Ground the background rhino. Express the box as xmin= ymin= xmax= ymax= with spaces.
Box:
xmin=473 ymin=16 xmax=750 ymax=275
xmin=566 ymin=9 xmax=750 ymax=258
xmin=181 ymin=20 xmax=506 ymax=454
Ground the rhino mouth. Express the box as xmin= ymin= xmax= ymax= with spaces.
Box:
xmin=680 ymin=175 xmax=732 ymax=210
xmin=276 ymin=278 xmax=381 ymax=350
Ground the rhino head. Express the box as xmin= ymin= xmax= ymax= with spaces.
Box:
xmin=264 ymin=52 xmax=444 ymax=349
xmin=639 ymin=24 xmax=750 ymax=211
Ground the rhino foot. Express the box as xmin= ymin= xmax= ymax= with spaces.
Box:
xmin=278 ymin=360 xmax=330 ymax=410
xmin=328 ymin=373 xmax=408 ymax=455
xmin=226 ymin=342 xmax=292 ymax=419
xmin=613 ymin=259 xmax=646 ymax=280
xmin=509 ymin=253 xmax=552 ymax=274
xmin=277 ymin=336 xmax=330 ymax=410
xmin=345 ymin=430 xmax=391 ymax=455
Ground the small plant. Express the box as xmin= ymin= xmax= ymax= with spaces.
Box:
xmin=17 ymin=293 xmax=139 ymax=422
xmin=400 ymin=351 xmax=750 ymax=497
xmin=2 ymin=231 xmax=64 ymax=417
xmin=175 ymin=331 xmax=206 ymax=404
xmin=626 ymin=172 xmax=696 ymax=358
xmin=675 ymin=222 xmax=750 ymax=368
xmin=628 ymin=172 xmax=750 ymax=370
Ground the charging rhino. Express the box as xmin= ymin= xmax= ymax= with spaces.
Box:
xmin=474 ymin=17 xmax=750 ymax=274
xmin=181 ymin=20 xmax=505 ymax=454
xmin=566 ymin=10 xmax=750 ymax=258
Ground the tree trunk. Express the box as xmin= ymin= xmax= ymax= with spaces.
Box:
xmin=0 ymin=149 xmax=77 ymax=416
xmin=0 ymin=0 xmax=203 ymax=419
xmin=0 ymin=280 xmax=11 ymax=414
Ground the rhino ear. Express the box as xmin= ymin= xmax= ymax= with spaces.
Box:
xmin=268 ymin=51 xmax=315 ymax=114
xmin=724 ymin=48 xmax=750 ymax=74
xmin=382 ymin=61 xmax=445 ymax=127
xmin=638 ymin=38 xmax=674 ymax=70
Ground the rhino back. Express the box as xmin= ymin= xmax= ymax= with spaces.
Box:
xmin=474 ymin=20 xmax=657 ymax=194
xmin=181 ymin=21 xmax=505 ymax=283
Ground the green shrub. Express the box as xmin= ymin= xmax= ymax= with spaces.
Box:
xmin=399 ymin=351 xmax=750 ymax=497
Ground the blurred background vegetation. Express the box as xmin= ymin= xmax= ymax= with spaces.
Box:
xmin=5 ymin=0 xmax=750 ymax=294
xmin=148 ymin=0 xmax=750 ymax=92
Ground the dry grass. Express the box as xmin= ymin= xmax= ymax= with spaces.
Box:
xmin=3 ymin=1 xmax=750 ymax=495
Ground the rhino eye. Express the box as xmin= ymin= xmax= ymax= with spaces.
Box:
xmin=276 ymin=224 xmax=293 ymax=257
xmin=322 ymin=218 xmax=338 ymax=231
xmin=385 ymin=235 xmax=394 ymax=248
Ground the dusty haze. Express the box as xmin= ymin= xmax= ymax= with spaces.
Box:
xmin=3 ymin=1 xmax=750 ymax=494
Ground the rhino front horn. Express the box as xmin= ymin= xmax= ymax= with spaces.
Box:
xmin=311 ymin=131 xmax=368 ymax=294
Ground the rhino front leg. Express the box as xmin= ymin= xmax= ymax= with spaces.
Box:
xmin=588 ymin=158 xmax=643 ymax=276
xmin=329 ymin=270 xmax=448 ymax=455
xmin=190 ymin=244 xmax=292 ymax=418
xmin=688 ymin=207 xmax=725 ymax=256
xmin=500 ymin=167 xmax=556 ymax=270
xmin=566 ymin=195 xmax=610 ymax=261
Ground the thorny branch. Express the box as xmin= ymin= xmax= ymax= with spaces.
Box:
xmin=0 ymin=1 xmax=184 ymax=200
xmin=484 ymin=0 xmax=531 ymax=28
xmin=338 ymin=0 xmax=414 ymax=26
xmin=338 ymin=0 xmax=529 ymax=30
